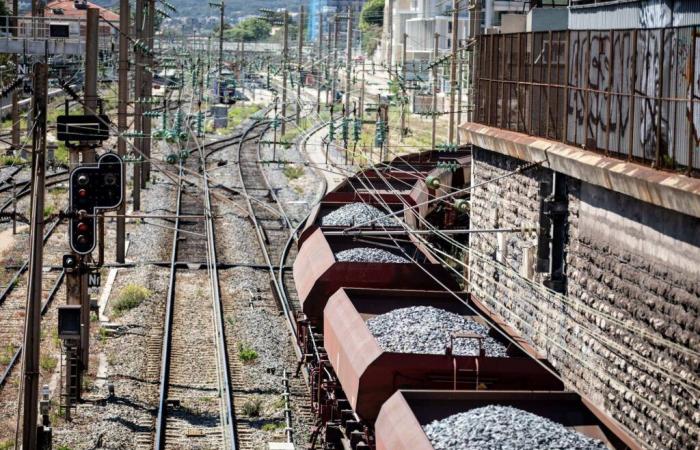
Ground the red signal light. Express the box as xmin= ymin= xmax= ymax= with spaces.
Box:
xmin=77 ymin=222 xmax=89 ymax=233
xmin=78 ymin=189 xmax=88 ymax=198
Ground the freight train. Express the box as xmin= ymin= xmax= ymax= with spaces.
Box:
xmin=290 ymin=149 xmax=642 ymax=450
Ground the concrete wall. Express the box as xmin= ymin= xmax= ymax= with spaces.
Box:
xmin=469 ymin=147 xmax=699 ymax=450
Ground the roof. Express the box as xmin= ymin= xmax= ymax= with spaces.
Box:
xmin=42 ymin=1 xmax=119 ymax=21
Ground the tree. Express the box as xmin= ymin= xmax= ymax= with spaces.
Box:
xmin=226 ymin=17 xmax=272 ymax=42
xmin=360 ymin=0 xmax=384 ymax=28
xmin=360 ymin=0 xmax=384 ymax=57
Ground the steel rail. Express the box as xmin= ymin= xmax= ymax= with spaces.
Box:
xmin=0 ymin=270 xmax=65 ymax=388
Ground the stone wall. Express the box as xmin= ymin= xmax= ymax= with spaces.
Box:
xmin=469 ymin=147 xmax=699 ymax=450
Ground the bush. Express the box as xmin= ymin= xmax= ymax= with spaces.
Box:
xmin=282 ymin=165 xmax=304 ymax=180
xmin=241 ymin=397 xmax=262 ymax=417
xmin=262 ymin=421 xmax=285 ymax=432
xmin=238 ymin=342 xmax=258 ymax=362
xmin=112 ymin=284 xmax=152 ymax=316
xmin=40 ymin=355 xmax=57 ymax=372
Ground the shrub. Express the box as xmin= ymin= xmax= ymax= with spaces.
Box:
xmin=282 ymin=165 xmax=304 ymax=180
xmin=40 ymin=355 xmax=57 ymax=371
xmin=112 ymin=284 xmax=152 ymax=316
xmin=262 ymin=421 xmax=285 ymax=432
xmin=238 ymin=342 xmax=258 ymax=362
xmin=241 ymin=397 xmax=262 ymax=417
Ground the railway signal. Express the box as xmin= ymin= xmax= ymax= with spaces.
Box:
xmin=69 ymin=153 xmax=124 ymax=255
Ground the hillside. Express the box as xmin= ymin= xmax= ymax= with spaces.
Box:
xmin=91 ymin=0 xmax=302 ymax=20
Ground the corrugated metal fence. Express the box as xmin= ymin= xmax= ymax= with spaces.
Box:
xmin=475 ymin=27 xmax=700 ymax=176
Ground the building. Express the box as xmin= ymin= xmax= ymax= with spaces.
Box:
xmin=308 ymin=0 xmax=365 ymax=43
xmin=460 ymin=12 xmax=699 ymax=450
xmin=21 ymin=0 xmax=119 ymax=38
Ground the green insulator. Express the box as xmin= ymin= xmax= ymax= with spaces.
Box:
xmin=454 ymin=199 xmax=470 ymax=213
xmin=165 ymin=153 xmax=178 ymax=164
xmin=425 ymin=175 xmax=440 ymax=189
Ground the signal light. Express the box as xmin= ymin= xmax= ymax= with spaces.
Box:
xmin=69 ymin=153 xmax=124 ymax=255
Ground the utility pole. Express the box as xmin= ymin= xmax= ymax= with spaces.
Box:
xmin=219 ymin=2 xmax=225 ymax=77
xmin=316 ymin=10 xmax=323 ymax=114
xmin=21 ymin=61 xmax=48 ymax=450
xmin=331 ymin=15 xmax=339 ymax=107
xmin=142 ymin=0 xmax=154 ymax=186
xmin=296 ymin=5 xmax=304 ymax=126
xmin=468 ymin=0 xmax=480 ymax=124
xmin=116 ymin=0 xmax=128 ymax=263
xmin=10 ymin=0 xmax=19 ymax=153
xmin=432 ymin=32 xmax=439 ymax=152
xmin=400 ymin=32 xmax=407 ymax=142
xmin=325 ymin=17 xmax=332 ymax=105
xmin=457 ymin=42 xmax=464 ymax=146
xmin=448 ymin=0 xmax=460 ymax=144
xmin=281 ymin=10 xmax=289 ymax=136
xmin=81 ymin=5 xmax=99 ymax=373
xmin=133 ymin=0 xmax=144 ymax=211
xmin=344 ymin=7 xmax=352 ymax=120
xmin=386 ymin=0 xmax=393 ymax=73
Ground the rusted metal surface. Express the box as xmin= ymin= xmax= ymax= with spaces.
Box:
xmin=323 ymin=288 xmax=564 ymax=421
xmin=375 ymin=390 xmax=644 ymax=450
xmin=293 ymin=228 xmax=459 ymax=322
xmin=299 ymin=191 xmax=413 ymax=245
xmin=333 ymin=168 xmax=422 ymax=193
xmin=475 ymin=27 xmax=700 ymax=176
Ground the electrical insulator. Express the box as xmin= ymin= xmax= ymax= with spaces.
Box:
xmin=454 ymin=199 xmax=470 ymax=214
xmin=341 ymin=118 xmax=349 ymax=143
xmin=353 ymin=118 xmax=362 ymax=141
xmin=328 ymin=121 xmax=336 ymax=141
xmin=425 ymin=175 xmax=440 ymax=189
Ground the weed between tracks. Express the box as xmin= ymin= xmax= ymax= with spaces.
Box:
xmin=282 ymin=165 xmax=304 ymax=180
xmin=242 ymin=397 xmax=263 ymax=417
xmin=238 ymin=342 xmax=258 ymax=362
xmin=112 ymin=284 xmax=153 ymax=316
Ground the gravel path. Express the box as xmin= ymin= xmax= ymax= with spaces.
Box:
xmin=423 ymin=405 xmax=608 ymax=450
xmin=367 ymin=306 xmax=509 ymax=357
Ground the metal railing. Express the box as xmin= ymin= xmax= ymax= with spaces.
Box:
xmin=474 ymin=27 xmax=700 ymax=176
xmin=0 ymin=16 xmax=112 ymax=48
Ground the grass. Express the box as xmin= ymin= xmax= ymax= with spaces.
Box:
xmin=98 ymin=327 xmax=109 ymax=343
xmin=43 ymin=205 xmax=57 ymax=218
xmin=262 ymin=421 xmax=285 ymax=432
xmin=237 ymin=342 xmax=258 ymax=363
xmin=112 ymin=284 xmax=152 ymax=316
xmin=40 ymin=354 xmax=57 ymax=372
xmin=54 ymin=142 xmax=70 ymax=165
xmin=241 ymin=397 xmax=262 ymax=417
xmin=0 ymin=440 xmax=14 ymax=450
xmin=282 ymin=165 xmax=304 ymax=180
xmin=222 ymin=104 xmax=263 ymax=133
xmin=0 ymin=155 xmax=25 ymax=166
xmin=0 ymin=344 xmax=14 ymax=365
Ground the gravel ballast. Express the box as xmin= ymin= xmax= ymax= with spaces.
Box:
xmin=366 ymin=306 xmax=508 ymax=357
xmin=422 ymin=405 xmax=608 ymax=450
xmin=320 ymin=203 xmax=399 ymax=227
xmin=335 ymin=247 xmax=409 ymax=263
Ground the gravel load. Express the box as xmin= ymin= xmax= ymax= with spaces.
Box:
xmin=423 ymin=405 xmax=608 ymax=450
xmin=320 ymin=202 xmax=400 ymax=227
xmin=335 ymin=247 xmax=409 ymax=263
xmin=366 ymin=306 xmax=508 ymax=357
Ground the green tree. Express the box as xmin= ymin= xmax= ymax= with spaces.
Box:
xmin=360 ymin=0 xmax=384 ymax=56
xmin=226 ymin=17 xmax=272 ymax=42
xmin=360 ymin=0 xmax=384 ymax=28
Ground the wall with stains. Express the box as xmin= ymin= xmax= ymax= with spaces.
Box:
xmin=468 ymin=147 xmax=699 ymax=449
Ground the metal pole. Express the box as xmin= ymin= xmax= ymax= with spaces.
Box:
xmin=457 ymin=43 xmax=464 ymax=146
xmin=11 ymin=0 xmax=19 ymax=153
xmin=345 ymin=7 xmax=352 ymax=119
xmin=331 ymin=15 xmax=339 ymax=106
xmin=448 ymin=0 xmax=460 ymax=144
xmin=142 ymin=0 xmax=154 ymax=185
xmin=219 ymin=2 xmax=224 ymax=77
xmin=297 ymin=5 xmax=304 ymax=125
xmin=281 ymin=10 xmax=289 ymax=136
xmin=386 ymin=0 xmax=393 ymax=73
xmin=21 ymin=61 xmax=48 ymax=450
xmin=432 ymin=32 xmax=439 ymax=152
xmin=326 ymin=17 xmax=332 ymax=105
xmin=316 ymin=11 xmax=323 ymax=115
xmin=133 ymin=0 xmax=144 ymax=211
xmin=400 ymin=32 xmax=407 ymax=141
xmin=116 ymin=0 xmax=129 ymax=263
